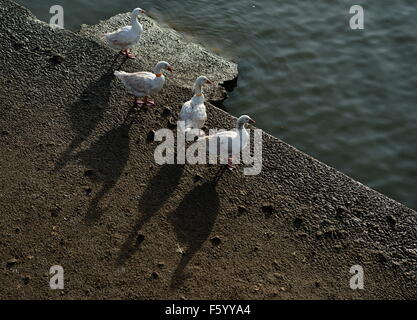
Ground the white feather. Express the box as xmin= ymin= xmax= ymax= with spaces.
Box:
xmin=104 ymin=9 xmax=144 ymax=51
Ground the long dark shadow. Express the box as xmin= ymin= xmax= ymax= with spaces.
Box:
xmin=117 ymin=164 xmax=185 ymax=265
xmin=79 ymin=118 xmax=134 ymax=224
xmin=54 ymin=56 xmax=126 ymax=171
xmin=169 ymin=179 xmax=220 ymax=289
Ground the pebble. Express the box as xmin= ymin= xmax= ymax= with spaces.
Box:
xmin=162 ymin=107 xmax=171 ymax=117
xmin=6 ymin=258 xmax=18 ymax=268
xmin=272 ymin=260 xmax=280 ymax=269
xmin=146 ymin=130 xmax=155 ymax=143
xmin=293 ymin=217 xmax=303 ymax=229
xmin=237 ymin=205 xmax=247 ymax=215
xmin=50 ymin=54 xmax=65 ymax=64
xmin=273 ymin=273 xmax=284 ymax=281
xmin=386 ymin=215 xmax=397 ymax=226
xmin=264 ymin=231 xmax=275 ymax=239
xmin=261 ymin=203 xmax=274 ymax=216
xmin=50 ymin=207 xmax=61 ymax=217
xmin=210 ymin=236 xmax=221 ymax=246
xmin=336 ymin=206 xmax=349 ymax=214
xmin=84 ymin=169 xmax=95 ymax=178
xmin=193 ymin=174 xmax=203 ymax=183
xmin=377 ymin=251 xmax=388 ymax=263
xmin=167 ymin=118 xmax=177 ymax=129
xmin=295 ymin=231 xmax=308 ymax=238
xmin=136 ymin=234 xmax=145 ymax=244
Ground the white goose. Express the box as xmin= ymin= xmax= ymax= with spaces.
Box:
xmin=198 ymin=115 xmax=255 ymax=169
xmin=114 ymin=61 xmax=173 ymax=106
xmin=179 ymin=76 xmax=212 ymax=136
xmin=104 ymin=8 xmax=145 ymax=59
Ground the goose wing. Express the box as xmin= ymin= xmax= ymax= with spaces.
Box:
xmin=105 ymin=26 xmax=139 ymax=48
xmin=114 ymin=71 xmax=155 ymax=96
xmin=199 ymin=130 xmax=238 ymax=156
xmin=179 ymin=100 xmax=194 ymax=131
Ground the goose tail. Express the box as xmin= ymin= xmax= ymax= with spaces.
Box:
xmin=114 ymin=71 xmax=127 ymax=79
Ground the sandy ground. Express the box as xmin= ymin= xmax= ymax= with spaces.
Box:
xmin=0 ymin=0 xmax=416 ymax=299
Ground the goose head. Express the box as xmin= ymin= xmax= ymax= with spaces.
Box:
xmin=154 ymin=61 xmax=174 ymax=75
xmin=193 ymin=76 xmax=212 ymax=95
xmin=195 ymin=76 xmax=212 ymax=86
xmin=237 ymin=115 xmax=255 ymax=128
xmin=132 ymin=8 xmax=146 ymax=16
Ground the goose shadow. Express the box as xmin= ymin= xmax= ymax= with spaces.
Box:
xmin=54 ymin=56 xmax=126 ymax=171
xmin=169 ymin=177 xmax=221 ymax=289
xmin=117 ymin=164 xmax=185 ymax=265
xmin=78 ymin=116 xmax=135 ymax=224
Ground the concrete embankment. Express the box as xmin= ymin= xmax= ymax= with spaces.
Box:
xmin=0 ymin=0 xmax=416 ymax=299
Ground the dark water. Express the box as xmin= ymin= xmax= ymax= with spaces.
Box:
xmin=15 ymin=0 xmax=417 ymax=209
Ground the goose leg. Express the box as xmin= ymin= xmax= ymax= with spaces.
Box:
xmin=126 ymin=49 xmax=136 ymax=59
xmin=198 ymin=129 xmax=206 ymax=137
xmin=134 ymin=97 xmax=145 ymax=107
xmin=227 ymin=157 xmax=235 ymax=170
xmin=145 ymin=97 xmax=155 ymax=106
xmin=134 ymin=97 xmax=153 ymax=108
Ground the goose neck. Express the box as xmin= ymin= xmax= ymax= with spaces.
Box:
xmin=154 ymin=64 xmax=163 ymax=74
xmin=237 ymin=122 xmax=244 ymax=130
xmin=131 ymin=15 xmax=142 ymax=32
xmin=193 ymin=83 xmax=203 ymax=95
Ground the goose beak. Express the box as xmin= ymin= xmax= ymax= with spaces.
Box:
xmin=167 ymin=66 xmax=173 ymax=72
xmin=249 ymin=119 xmax=256 ymax=124
xmin=140 ymin=9 xmax=146 ymax=14
xmin=206 ymin=80 xmax=213 ymax=84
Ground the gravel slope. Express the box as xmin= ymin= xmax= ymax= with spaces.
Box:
xmin=0 ymin=0 xmax=416 ymax=299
